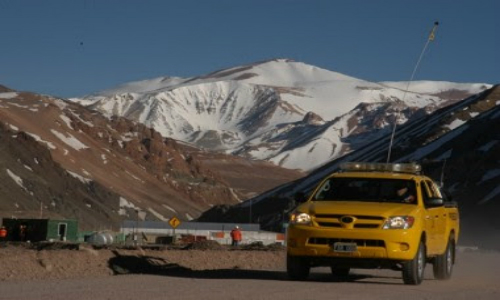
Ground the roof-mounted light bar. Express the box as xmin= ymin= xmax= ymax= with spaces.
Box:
xmin=340 ymin=162 xmax=422 ymax=174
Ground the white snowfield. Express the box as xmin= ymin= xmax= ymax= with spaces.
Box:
xmin=0 ymin=92 xmax=19 ymax=99
xmin=72 ymin=59 xmax=492 ymax=171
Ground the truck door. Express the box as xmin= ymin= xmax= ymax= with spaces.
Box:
xmin=426 ymin=180 xmax=447 ymax=254
xmin=421 ymin=181 xmax=438 ymax=254
xmin=422 ymin=180 xmax=447 ymax=255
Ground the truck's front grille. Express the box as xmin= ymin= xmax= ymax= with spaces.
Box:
xmin=308 ymin=238 xmax=385 ymax=248
xmin=315 ymin=214 xmax=384 ymax=220
xmin=314 ymin=214 xmax=384 ymax=229
xmin=317 ymin=222 xmax=380 ymax=229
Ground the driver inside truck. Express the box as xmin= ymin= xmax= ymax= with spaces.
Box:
xmin=396 ymin=184 xmax=416 ymax=203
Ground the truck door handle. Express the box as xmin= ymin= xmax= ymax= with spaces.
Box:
xmin=425 ymin=216 xmax=431 ymax=220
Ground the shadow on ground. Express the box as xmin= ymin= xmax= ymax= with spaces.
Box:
xmin=107 ymin=250 xmax=288 ymax=280
xmin=107 ymin=250 xmax=403 ymax=284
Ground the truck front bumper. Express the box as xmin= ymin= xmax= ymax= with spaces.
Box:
xmin=287 ymin=225 xmax=420 ymax=261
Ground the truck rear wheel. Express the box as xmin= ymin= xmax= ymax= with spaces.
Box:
xmin=286 ymin=254 xmax=310 ymax=280
xmin=403 ymin=241 xmax=426 ymax=285
xmin=433 ymin=237 xmax=454 ymax=280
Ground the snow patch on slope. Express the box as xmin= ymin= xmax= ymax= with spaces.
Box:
xmin=482 ymin=169 xmax=500 ymax=182
xmin=67 ymin=170 xmax=92 ymax=183
xmin=6 ymin=169 xmax=25 ymax=189
xmin=50 ymin=130 xmax=89 ymax=150
xmin=118 ymin=197 xmax=140 ymax=216
xmin=478 ymin=186 xmax=500 ymax=205
xmin=26 ymin=132 xmax=57 ymax=150
xmin=0 ymin=92 xmax=19 ymax=99
xmin=148 ymin=208 xmax=169 ymax=222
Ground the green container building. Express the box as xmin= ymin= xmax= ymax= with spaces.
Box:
xmin=1 ymin=218 xmax=79 ymax=242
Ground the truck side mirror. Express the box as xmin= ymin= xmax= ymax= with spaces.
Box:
xmin=426 ymin=197 xmax=444 ymax=208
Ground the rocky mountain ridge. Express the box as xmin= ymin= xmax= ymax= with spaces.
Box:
xmin=0 ymin=87 xmax=302 ymax=229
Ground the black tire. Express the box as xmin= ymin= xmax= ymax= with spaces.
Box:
xmin=330 ymin=266 xmax=350 ymax=278
xmin=287 ymin=254 xmax=310 ymax=280
xmin=433 ymin=237 xmax=454 ymax=280
xmin=403 ymin=241 xmax=426 ymax=285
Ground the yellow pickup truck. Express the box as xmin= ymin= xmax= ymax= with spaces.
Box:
xmin=287 ymin=162 xmax=459 ymax=285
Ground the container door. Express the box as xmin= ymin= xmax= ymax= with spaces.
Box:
xmin=58 ymin=223 xmax=67 ymax=241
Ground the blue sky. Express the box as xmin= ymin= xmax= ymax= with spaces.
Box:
xmin=1 ymin=0 xmax=498 ymax=97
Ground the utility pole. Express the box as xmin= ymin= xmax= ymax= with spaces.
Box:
xmin=134 ymin=209 xmax=139 ymax=246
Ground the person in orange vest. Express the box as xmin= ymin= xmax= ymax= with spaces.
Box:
xmin=0 ymin=226 xmax=7 ymax=241
xmin=230 ymin=225 xmax=242 ymax=247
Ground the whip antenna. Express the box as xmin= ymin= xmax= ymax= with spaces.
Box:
xmin=386 ymin=21 xmax=439 ymax=163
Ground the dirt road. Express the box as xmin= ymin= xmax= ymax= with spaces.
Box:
xmin=0 ymin=247 xmax=499 ymax=300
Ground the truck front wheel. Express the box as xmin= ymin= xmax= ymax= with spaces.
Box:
xmin=286 ymin=254 xmax=310 ymax=280
xmin=402 ymin=241 xmax=426 ymax=285
xmin=433 ymin=237 xmax=454 ymax=280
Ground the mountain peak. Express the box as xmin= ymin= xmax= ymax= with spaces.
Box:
xmin=0 ymin=85 xmax=15 ymax=93
xmin=302 ymin=111 xmax=325 ymax=125
xmin=252 ymin=58 xmax=296 ymax=65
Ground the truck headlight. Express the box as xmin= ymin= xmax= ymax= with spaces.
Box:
xmin=382 ymin=216 xmax=415 ymax=229
xmin=290 ymin=212 xmax=312 ymax=225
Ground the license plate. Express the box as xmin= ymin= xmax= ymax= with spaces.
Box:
xmin=333 ymin=242 xmax=357 ymax=253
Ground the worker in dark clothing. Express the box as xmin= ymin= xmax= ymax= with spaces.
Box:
xmin=19 ymin=225 xmax=27 ymax=241
xmin=230 ymin=226 xmax=242 ymax=247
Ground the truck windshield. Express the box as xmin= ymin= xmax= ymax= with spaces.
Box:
xmin=313 ymin=177 xmax=417 ymax=204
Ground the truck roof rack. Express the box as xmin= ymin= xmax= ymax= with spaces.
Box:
xmin=340 ymin=162 xmax=422 ymax=174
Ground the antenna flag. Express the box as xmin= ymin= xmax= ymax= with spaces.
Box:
xmin=428 ymin=21 xmax=439 ymax=41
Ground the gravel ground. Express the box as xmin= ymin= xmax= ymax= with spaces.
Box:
xmin=0 ymin=242 xmax=286 ymax=281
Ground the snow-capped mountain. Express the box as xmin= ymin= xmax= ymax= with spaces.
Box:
xmin=73 ymin=59 xmax=491 ymax=171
